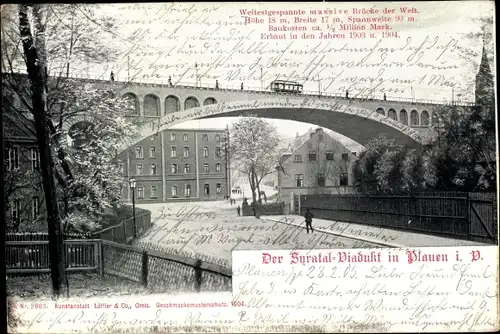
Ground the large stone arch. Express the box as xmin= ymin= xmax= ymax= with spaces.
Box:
xmin=123 ymin=97 xmax=424 ymax=153
xmin=144 ymin=94 xmax=160 ymax=117
xmin=185 ymin=96 xmax=200 ymax=110
xmin=164 ymin=95 xmax=180 ymax=114
xmin=122 ymin=92 xmax=140 ymax=116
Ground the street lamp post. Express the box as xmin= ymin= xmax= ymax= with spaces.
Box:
xmin=129 ymin=178 xmax=137 ymax=238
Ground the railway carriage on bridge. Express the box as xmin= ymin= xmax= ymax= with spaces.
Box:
xmin=270 ymin=80 xmax=303 ymax=94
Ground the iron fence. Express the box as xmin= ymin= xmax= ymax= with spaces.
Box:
xmin=300 ymin=192 xmax=497 ymax=244
xmin=93 ymin=212 xmax=152 ymax=243
xmin=6 ymin=239 xmax=232 ymax=293
xmin=5 ymin=239 xmax=100 ymax=274
xmin=101 ymin=240 xmax=231 ymax=293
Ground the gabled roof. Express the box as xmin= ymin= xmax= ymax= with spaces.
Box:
xmin=3 ymin=111 xmax=36 ymax=139
xmin=278 ymin=129 xmax=359 ymax=165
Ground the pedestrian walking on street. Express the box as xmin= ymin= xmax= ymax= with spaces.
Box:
xmin=241 ymin=82 xmax=244 ymax=90
xmin=215 ymin=80 xmax=219 ymax=89
xmin=383 ymin=93 xmax=387 ymax=101
xmin=237 ymin=206 xmax=241 ymax=216
xmin=110 ymin=71 xmax=115 ymax=82
xmin=168 ymin=76 xmax=172 ymax=86
xmin=304 ymin=208 xmax=314 ymax=234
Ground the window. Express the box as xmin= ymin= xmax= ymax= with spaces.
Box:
xmin=8 ymin=147 xmax=20 ymax=171
xmin=183 ymin=147 xmax=190 ymax=157
xmin=151 ymin=186 xmax=158 ymax=198
xmin=171 ymin=147 xmax=177 ymax=158
xmin=118 ymin=162 xmax=125 ymax=174
xmin=149 ymin=146 xmax=156 ymax=158
xmin=32 ymin=197 xmax=39 ymax=218
xmin=216 ymin=183 xmax=222 ymax=194
xmin=136 ymin=163 xmax=143 ymax=175
xmin=326 ymin=151 xmax=334 ymax=160
xmin=150 ymin=163 xmax=157 ymax=175
xmin=203 ymin=147 xmax=209 ymax=158
xmin=340 ymin=173 xmax=348 ymax=186
xmin=215 ymin=134 xmax=221 ymax=142
xmin=215 ymin=147 xmax=221 ymax=158
xmin=184 ymin=184 xmax=191 ymax=196
xmin=135 ymin=146 xmax=143 ymax=159
xmin=184 ymin=164 xmax=190 ymax=173
xmin=215 ymin=163 xmax=221 ymax=172
xmin=11 ymin=199 xmax=21 ymax=224
xmin=171 ymin=133 xmax=176 ymax=141
xmin=342 ymin=153 xmax=349 ymax=161
xmin=171 ymin=164 xmax=178 ymax=173
xmin=309 ymin=151 xmax=317 ymax=162
xmin=137 ymin=186 xmax=144 ymax=199
xmin=28 ymin=148 xmax=40 ymax=171
xmin=202 ymin=134 xmax=208 ymax=141
xmin=204 ymin=184 xmax=210 ymax=195
xmin=317 ymin=174 xmax=325 ymax=187
xmin=295 ymin=174 xmax=304 ymax=187
xmin=352 ymin=152 xmax=357 ymax=156
xmin=172 ymin=186 xmax=178 ymax=197
xmin=203 ymin=163 xmax=209 ymax=173
xmin=294 ymin=154 xmax=302 ymax=162
xmin=183 ymin=133 xmax=188 ymax=141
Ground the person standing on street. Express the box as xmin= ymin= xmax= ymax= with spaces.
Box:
xmin=304 ymin=208 xmax=314 ymax=234
xmin=237 ymin=206 xmax=241 ymax=216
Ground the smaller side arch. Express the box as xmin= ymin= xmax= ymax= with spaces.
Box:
xmin=185 ymin=96 xmax=200 ymax=110
xmin=68 ymin=121 xmax=96 ymax=148
xmin=421 ymin=110 xmax=430 ymax=127
xmin=399 ymin=109 xmax=408 ymax=125
xmin=410 ymin=110 xmax=419 ymax=126
xmin=376 ymin=107 xmax=385 ymax=115
xmin=164 ymin=95 xmax=180 ymax=114
xmin=204 ymin=97 xmax=217 ymax=105
xmin=122 ymin=92 xmax=140 ymax=116
xmin=387 ymin=108 xmax=397 ymax=121
xmin=431 ymin=111 xmax=440 ymax=127
xmin=144 ymin=94 xmax=160 ymax=117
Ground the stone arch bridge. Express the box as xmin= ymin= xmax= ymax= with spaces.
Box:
xmin=64 ymin=76 xmax=474 ymax=151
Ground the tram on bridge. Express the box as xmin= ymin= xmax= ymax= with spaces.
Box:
xmin=270 ymin=80 xmax=303 ymax=93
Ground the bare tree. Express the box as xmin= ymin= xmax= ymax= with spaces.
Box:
xmin=230 ymin=117 xmax=281 ymax=207
xmin=17 ymin=3 xmax=67 ymax=297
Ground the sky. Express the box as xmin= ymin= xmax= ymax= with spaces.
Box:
xmin=3 ymin=2 xmax=496 ymax=145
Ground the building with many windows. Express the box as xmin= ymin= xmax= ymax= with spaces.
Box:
xmin=121 ymin=128 xmax=230 ymax=203
xmin=276 ymin=128 xmax=358 ymax=206
xmin=3 ymin=109 xmax=44 ymax=231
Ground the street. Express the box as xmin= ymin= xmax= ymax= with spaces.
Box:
xmin=134 ymin=201 xmax=385 ymax=266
